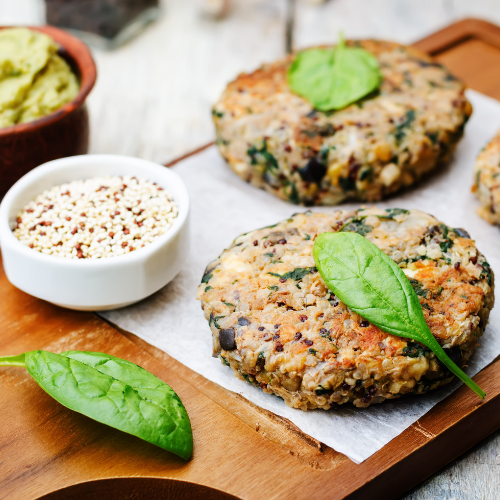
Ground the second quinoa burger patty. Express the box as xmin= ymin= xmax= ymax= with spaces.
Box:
xmin=213 ymin=40 xmax=472 ymax=206
xmin=197 ymin=208 xmax=494 ymax=410
xmin=473 ymin=129 xmax=500 ymax=225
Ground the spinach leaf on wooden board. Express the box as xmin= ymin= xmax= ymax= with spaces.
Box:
xmin=287 ymin=35 xmax=382 ymax=111
xmin=0 ymin=350 xmax=193 ymax=459
xmin=313 ymin=232 xmax=485 ymax=399
xmin=0 ymin=352 xmax=26 ymax=366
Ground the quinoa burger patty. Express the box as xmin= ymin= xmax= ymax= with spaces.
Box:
xmin=473 ymin=129 xmax=500 ymax=225
xmin=197 ymin=208 xmax=494 ymax=409
xmin=213 ymin=40 xmax=472 ymax=206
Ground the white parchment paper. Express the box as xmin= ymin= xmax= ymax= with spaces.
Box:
xmin=102 ymin=90 xmax=500 ymax=463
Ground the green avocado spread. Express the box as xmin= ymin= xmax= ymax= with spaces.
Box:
xmin=0 ymin=28 xmax=79 ymax=128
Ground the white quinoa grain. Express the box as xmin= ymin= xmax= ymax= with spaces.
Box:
xmin=13 ymin=176 xmax=178 ymax=259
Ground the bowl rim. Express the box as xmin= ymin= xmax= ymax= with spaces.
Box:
xmin=0 ymin=25 xmax=97 ymax=136
xmin=0 ymin=154 xmax=190 ymax=268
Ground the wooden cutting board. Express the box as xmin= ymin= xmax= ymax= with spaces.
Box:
xmin=2 ymin=18 xmax=500 ymax=500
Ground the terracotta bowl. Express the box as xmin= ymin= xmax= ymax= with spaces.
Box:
xmin=0 ymin=26 xmax=97 ymax=199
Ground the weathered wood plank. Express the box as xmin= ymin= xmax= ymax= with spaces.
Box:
xmin=403 ymin=428 xmax=500 ymax=499
xmin=3 ymin=4 xmax=500 ymax=497
xmin=1 ymin=248 xmax=500 ymax=500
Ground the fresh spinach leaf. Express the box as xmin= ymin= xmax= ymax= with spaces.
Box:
xmin=0 ymin=350 xmax=193 ymax=459
xmin=201 ymin=272 xmax=213 ymax=284
xmin=393 ymin=110 xmax=416 ymax=145
xmin=359 ymin=167 xmax=373 ymax=182
xmin=268 ymin=267 xmax=316 ymax=281
xmin=338 ymin=176 xmax=356 ymax=192
xmin=339 ymin=218 xmax=373 ymax=236
xmin=480 ymin=261 xmax=493 ymax=286
xmin=241 ymin=373 xmax=254 ymax=385
xmin=313 ymin=232 xmax=485 ymax=399
xmin=211 ymin=315 xmax=225 ymax=329
xmin=247 ymin=141 xmax=278 ymax=171
xmin=426 ymin=131 xmax=439 ymax=145
xmin=288 ymin=182 xmax=300 ymax=204
xmin=315 ymin=385 xmax=329 ymax=395
xmin=384 ymin=208 xmax=409 ymax=218
xmin=287 ymin=34 xmax=382 ymax=111
xmin=0 ymin=353 xmax=25 ymax=366
xmin=402 ymin=342 xmax=432 ymax=358
xmin=409 ymin=278 xmax=430 ymax=299
xmin=344 ymin=209 xmax=409 ymax=225
xmin=439 ymin=240 xmax=453 ymax=253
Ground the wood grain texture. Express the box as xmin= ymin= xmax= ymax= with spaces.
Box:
xmin=2 ymin=10 xmax=500 ymax=499
xmin=1 ymin=243 xmax=500 ymax=499
xmin=403 ymin=428 xmax=500 ymax=499
xmin=62 ymin=18 xmax=500 ymax=499
xmin=2 ymin=21 xmax=500 ymax=499
xmin=38 ymin=478 xmax=241 ymax=500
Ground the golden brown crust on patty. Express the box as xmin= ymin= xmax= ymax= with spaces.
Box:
xmin=473 ymin=130 xmax=500 ymax=224
xmin=213 ymin=40 xmax=472 ymax=206
xmin=197 ymin=208 xmax=493 ymax=409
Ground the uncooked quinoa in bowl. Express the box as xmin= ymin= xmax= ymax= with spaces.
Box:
xmin=13 ymin=175 xmax=179 ymax=259
xmin=0 ymin=155 xmax=189 ymax=311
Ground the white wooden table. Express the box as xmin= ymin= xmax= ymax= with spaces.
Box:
xmin=2 ymin=1 xmax=500 ymax=498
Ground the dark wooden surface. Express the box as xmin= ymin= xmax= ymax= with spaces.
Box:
xmin=2 ymin=19 xmax=500 ymax=500
xmin=0 ymin=26 xmax=96 ymax=198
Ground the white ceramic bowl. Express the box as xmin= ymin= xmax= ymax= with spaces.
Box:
xmin=0 ymin=155 xmax=189 ymax=311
